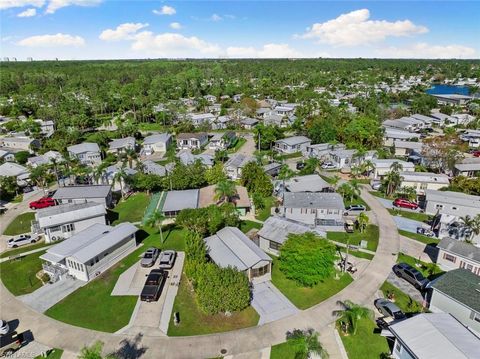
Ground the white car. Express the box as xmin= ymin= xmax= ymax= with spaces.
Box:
xmin=371 ymin=182 xmax=381 ymax=190
xmin=7 ymin=234 xmax=37 ymax=248
xmin=0 ymin=320 xmax=9 ymax=336
xmin=321 ymin=162 xmax=337 ymax=170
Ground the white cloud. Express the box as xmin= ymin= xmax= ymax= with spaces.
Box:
xmin=299 ymin=9 xmax=428 ymax=47
xmin=153 ymin=5 xmax=176 ymax=16
xmin=17 ymin=33 xmax=85 ymax=47
xmin=376 ymin=43 xmax=476 ymax=59
xmin=226 ymin=43 xmax=318 ymax=58
xmin=224 ymin=14 xmax=235 ymax=20
xmin=169 ymin=22 xmax=182 ymax=30
xmin=45 ymin=0 xmax=102 ymax=14
xmin=17 ymin=8 xmax=36 ymax=16
xmin=0 ymin=0 xmax=44 ymax=10
xmin=211 ymin=14 xmax=222 ymax=21
xmin=99 ymin=23 xmax=149 ymax=41
xmin=131 ymin=32 xmax=221 ymax=57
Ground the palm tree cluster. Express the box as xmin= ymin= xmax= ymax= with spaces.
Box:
xmin=333 ymin=300 xmax=373 ymax=335
xmin=382 ymin=161 xmax=403 ymax=197
xmin=285 ymin=328 xmax=329 ymax=359
xmin=460 ymin=215 xmax=480 ymax=242
xmin=337 ymin=180 xmax=361 ymax=204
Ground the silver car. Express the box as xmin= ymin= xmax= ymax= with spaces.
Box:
xmin=7 ymin=234 xmax=37 ymax=248
xmin=374 ymin=298 xmax=406 ymax=320
xmin=158 ymin=250 xmax=177 ymax=270
xmin=140 ymin=247 xmax=159 ymax=268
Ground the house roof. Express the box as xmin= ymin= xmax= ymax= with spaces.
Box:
xmin=0 ymin=162 xmax=29 ymax=177
xmin=177 ymin=150 xmax=214 ymax=167
xmin=384 ymin=127 xmax=421 ymax=140
xmin=389 ymin=313 xmax=480 ymax=359
xmin=437 ymin=238 xmax=480 ymax=264
xmin=431 ymin=269 xmax=480 ymax=313
xmin=276 ymin=136 xmax=311 ymax=146
xmin=177 ymin=132 xmax=208 ymax=140
xmin=283 ymin=192 xmax=344 ymax=210
xmin=455 ymin=158 xmax=480 ymax=172
xmin=53 ymin=185 xmax=111 ymax=200
xmin=67 ymin=142 xmax=100 ymax=154
xmin=258 ymin=216 xmax=325 ymax=245
xmin=426 ymin=190 xmax=480 ymax=209
xmin=241 ymin=118 xmax=258 ymax=125
xmin=284 ymin=174 xmax=330 ymax=193
xmin=393 ymin=140 xmax=423 ymax=150
xmin=142 ymin=160 xmax=166 ymax=176
xmin=162 ymin=189 xmax=199 ymax=213
xmin=205 ymin=227 xmax=271 ymax=271
xmin=143 ymin=133 xmax=171 ymax=145
xmin=372 ymin=159 xmax=414 ymax=169
xmin=108 ymin=137 xmax=135 ymax=150
xmin=400 ymin=171 xmax=450 ymax=185
xmin=198 ymin=185 xmax=251 ymax=208
xmin=36 ymin=202 xmax=106 ymax=228
xmin=225 ymin=153 xmax=255 ymax=169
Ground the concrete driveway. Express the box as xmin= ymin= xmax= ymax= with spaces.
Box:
xmin=111 ymin=259 xmax=154 ymax=296
xmin=386 ymin=272 xmax=425 ymax=304
xmin=251 ymin=281 xmax=299 ymax=325
xmin=393 ymin=216 xmax=425 ymax=233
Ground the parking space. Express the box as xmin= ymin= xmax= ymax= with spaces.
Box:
xmin=251 ymin=281 xmax=299 ymax=325
xmin=111 ymin=258 xmax=154 ymax=296
xmin=386 ymin=272 xmax=424 ymax=304
xmin=393 ymin=216 xmax=424 ymax=234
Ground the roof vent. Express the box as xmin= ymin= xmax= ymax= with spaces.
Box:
xmin=102 ymin=231 xmax=110 ymax=234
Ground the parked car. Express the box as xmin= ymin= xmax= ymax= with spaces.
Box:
xmin=296 ymin=161 xmax=306 ymax=170
xmin=393 ymin=263 xmax=430 ymax=290
xmin=0 ymin=205 xmax=6 ymax=215
xmin=472 ymin=150 xmax=480 ymax=158
xmin=22 ymin=186 xmax=33 ymax=194
xmin=416 ymin=227 xmax=435 ymax=237
xmin=0 ymin=320 xmax=9 ymax=336
xmin=140 ymin=247 xmax=159 ymax=268
xmin=7 ymin=234 xmax=37 ymax=248
xmin=374 ymin=298 xmax=406 ymax=320
xmin=321 ymin=162 xmax=337 ymax=170
xmin=344 ymin=204 xmax=366 ymax=215
xmin=344 ymin=220 xmax=355 ymax=233
xmin=371 ymin=182 xmax=381 ymax=190
xmin=0 ymin=332 xmax=24 ymax=357
xmin=29 ymin=197 xmax=56 ymax=210
xmin=393 ymin=198 xmax=419 ymax=210
xmin=140 ymin=269 xmax=167 ymax=302
xmin=158 ymin=250 xmax=177 ymax=270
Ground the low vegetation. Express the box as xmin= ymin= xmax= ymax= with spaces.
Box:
xmin=388 ymin=208 xmax=430 ymax=222
xmin=327 ymin=225 xmax=379 ymax=252
xmin=0 ymin=250 xmax=45 ymax=296
xmin=110 ymin=192 xmax=150 ymax=224
xmin=398 ymin=229 xmax=440 ymax=245
xmin=397 ymin=253 xmax=444 ymax=280
xmin=380 ymin=281 xmax=423 ymax=315
xmin=3 ymin=212 xmax=35 ymax=236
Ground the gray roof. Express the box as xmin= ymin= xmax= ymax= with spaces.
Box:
xmin=36 ymin=202 xmax=106 ymax=228
xmin=400 ymin=171 xmax=450 ymax=185
xmin=410 ymin=113 xmax=434 ymax=123
xmin=108 ymin=137 xmax=135 ymax=150
xmin=67 ymin=142 xmax=100 ymax=154
xmin=389 ymin=313 xmax=480 ymax=359
xmin=143 ymin=133 xmax=171 ymax=145
xmin=276 ymin=136 xmax=311 ymax=146
xmin=258 ymin=217 xmax=325 ymax=245
xmin=205 ymin=227 xmax=271 ymax=271
xmin=162 ymin=189 xmax=199 ymax=213
xmin=437 ymin=237 xmax=480 ymax=264
xmin=431 ymin=269 xmax=480 ymax=313
xmin=455 ymin=158 xmax=480 ymax=172
xmin=284 ymin=174 xmax=330 ymax=193
xmin=142 ymin=160 xmax=166 ymax=176
xmin=283 ymin=192 xmax=345 ymax=210
xmin=241 ymin=118 xmax=259 ymax=125
xmin=225 ymin=153 xmax=255 ymax=169
xmin=53 ymin=185 xmax=111 ymax=200
xmin=0 ymin=162 xmax=29 ymax=177
xmin=177 ymin=150 xmax=213 ymax=167
xmin=372 ymin=159 xmax=414 ymax=169
xmin=426 ymin=190 xmax=480 ymax=209
xmin=393 ymin=140 xmax=423 ymax=150
xmin=41 ymin=222 xmax=137 ymax=264
xmin=177 ymin=132 xmax=208 ymax=140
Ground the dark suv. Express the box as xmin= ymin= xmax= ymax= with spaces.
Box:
xmin=393 ymin=263 xmax=430 ymax=290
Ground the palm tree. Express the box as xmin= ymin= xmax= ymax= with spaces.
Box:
xmin=350 ymin=165 xmax=362 ymax=179
xmin=146 ymin=210 xmax=166 ymax=243
xmin=349 ymin=180 xmax=361 ymax=201
xmin=460 ymin=214 xmax=480 ymax=242
xmin=286 ymin=329 xmax=329 ymax=359
xmin=362 ymin=160 xmax=375 ymax=177
xmin=124 ymin=148 xmax=137 ymax=169
xmin=390 ymin=161 xmax=404 ymax=172
xmin=331 ymin=175 xmax=341 ymax=189
xmin=77 ymin=340 xmax=116 ymax=359
xmin=338 ymin=183 xmax=353 ymax=204
xmin=357 ymin=212 xmax=369 ymax=233
xmin=382 ymin=170 xmax=401 ymax=196
xmin=214 ymin=180 xmax=237 ymax=204
xmin=113 ymin=165 xmax=128 ymax=199
xmin=333 ymin=300 xmax=373 ymax=335
xmin=396 ymin=186 xmax=417 ymax=202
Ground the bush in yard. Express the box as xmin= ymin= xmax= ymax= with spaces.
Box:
xmin=176 ymin=204 xmax=240 ymax=236
xmin=279 ymin=232 xmax=336 ymax=287
xmin=184 ymin=231 xmax=207 ymax=286
xmin=240 ymin=161 xmax=273 ymax=197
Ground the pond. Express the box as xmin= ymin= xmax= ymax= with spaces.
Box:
xmin=426 ymin=84 xmax=471 ymax=96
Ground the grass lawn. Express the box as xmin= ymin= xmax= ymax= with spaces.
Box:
xmin=398 ymin=230 xmax=440 ymax=246
xmin=256 ymin=196 xmax=276 ymax=222
xmin=0 ymin=251 xmax=45 ymax=296
xmin=318 ymin=174 xmax=337 ymax=185
xmin=270 ymin=341 xmax=298 ymax=359
xmin=397 ymin=253 xmax=444 ymax=280
xmin=45 ymin=226 xmax=187 ymax=332
xmin=111 ymin=192 xmax=150 ymax=225
xmin=167 ymin=274 xmax=259 ymax=336
xmin=228 ymin=137 xmax=247 ymax=153
xmin=388 ymin=209 xmax=430 ymax=223
xmin=3 ymin=212 xmax=35 ymax=236
xmin=327 ymin=225 xmax=379 ymax=252
xmin=369 ymin=191 xmax=393 ymax=200
xmin=0 ymin=240 xmax=50 ymax=259
xmin=138 ymin=123 xmax=167 ymax=132
xmin=34 ymin=349 xmax=64 ymax=359
xmin=338 ymin=247 xmax=374 ymax=260
xmin=12 ymin=194 xmax=23 ymax=203
xmin=278 ymin=151 xmax=302 ymax=160
xmin=270 ymin=256 xmax=353 ymax=310
xmin=380 ymin=281 xmax=422 ymax=315
xmin=239 ymin=220 xmax=262 ymax=234
xmin=338 ymin=318 xmax=390 ymax=359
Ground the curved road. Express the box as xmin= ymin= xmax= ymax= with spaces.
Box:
xmin=0 ymin=188 xmax=399 ymax=358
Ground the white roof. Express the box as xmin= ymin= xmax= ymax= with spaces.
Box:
xmin=276 ymin=136 xmax=311 ymax=146
xmin=143 ymin=133 xmax=171 ymax=145
xmin=389 ymin=313 xmax=480 ymax=359
xmin=108 ymin=137 xmax=135 ymax=150
xmin=426 ymin=190 xmax=480 ymax=209
xmin=205 ymin=227 xmax=271 ymax=271
xmin=400 ymin=171 xmax=450 ymax=185
xmin=67 ymin=142 xmax=100 ymax=154
xmin=284 ymin=174 xmax=330 ymax=192
xmin=258 ymin=217 xmax=325 ymax=245
xmin=162 ymin=189 xmax=199 ymax=212
xmin=0 ymin=162 xmax=29 ymax=177
xmin=37 ymin=202 xmax=106 ymax=228
xmin=53 ymin=185 xmax=111 ymax=200
xmin=373 ymin=159 xmax=414 ymax=169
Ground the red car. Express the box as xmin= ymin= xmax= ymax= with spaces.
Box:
xmin=393 ymin=198 xmax=419 ymax=210
xmin=473 ymin=151 xmax=480 ymax=158
xmin=29 ymin=197 xmax=56 ymax=210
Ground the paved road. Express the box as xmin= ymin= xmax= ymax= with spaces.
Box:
xmin=0 ymin=187 xmax=399 ymax=358
xmin=236 ymin=133 xmax=256 ymax=157
xmin=399 ymin=235 xmax=437 ymax=263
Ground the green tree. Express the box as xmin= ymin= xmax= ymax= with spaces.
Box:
xmin=357 ymin=212 xmax=369 ymax=233
xmin=14 ymin=151 xmax=30 ymax=164
xmin=240 ymin=161 xmax=273 ymax=197
xmin=0 ymin=176 xmax=19 ymax=201
xmin=215 ymin=180 xmax=237 ymax=203
xmin=286 ymin=329 xmax=329 ymax=359
xmin=333 ymin=300 xmax=373 ymax=335
xmin=77 ymin=341 xmax=116 ymax=359
xmin=145 ymin=210 xmax=166 ymax=243
xmin=205 ymin=163 xmax=227 ymax=185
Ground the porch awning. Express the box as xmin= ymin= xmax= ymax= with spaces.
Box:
xmin=40 ymin=252 xmax=64 ymax=264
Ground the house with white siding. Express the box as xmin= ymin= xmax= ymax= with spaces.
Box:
xmin=67 ymin=142 xmax=102 ymax=167
xmin=399 ymin=171 xmax=450 ymax=195
xmin=108 ymin=137 xmax=136 ymax=154
xmin=371 ymin=159 xmax=415 ymax=180
xmin=274 ymin=136 xmax=311 ymax=154
xmin=176 ymin=133 xmax=208 ymax=150
xmin=52 ymin=185 xmax=113 ymax=208
xmin=141 ymin=133 xmax=172 ymax=156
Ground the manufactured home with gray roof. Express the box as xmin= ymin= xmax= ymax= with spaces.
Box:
xmin=161 ymin=189 xmax=199 ymax=217
xmin=53 ymin=185 xmax=113 ymax=208
xmin=274 ymin=136 xmax=311 ymax=154
xmin=67 ymin=142 xmax=101 ymax=167
xmin=436 ymin=237 xmax=480 ymax=275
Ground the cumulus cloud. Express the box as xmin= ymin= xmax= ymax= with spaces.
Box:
xmin=153 ymin=5 xmax=176 ymax=16
xmin=17 ymin=8 xmax=37 ymax=17
xmin=376 ymin=43 xmax=476 ymax=59
xmin=0 ymin=0 xmax=44 ymax=10
xmin=17 ymin=33 xmax=85 ymax=47
xmin=99 ymin=23 xmax=148 ymax=41
xmin=299 ymin=9 xmax=428 ymax=47
xmin=226 ymin=43 xmax=304 ymax=58
xmin=211 ymin=14 xmax=222 ymax=22
xmin=169 ymin=22 xmax=182 ymax=30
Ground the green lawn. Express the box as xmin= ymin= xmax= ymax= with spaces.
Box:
xmin=228 ymin=137 xmax=247 ymax=153
xmin=256 ymin=196 xmax=276 ymax=221
xmin=338 ymin=247 xmax=374 ymax=260
xmin=138 ymin=123 xmax=167 ymax=132
xmin=111 ymin=192 xmax=150 ymax=225
xmin=397 ymin=253 xmax=444 ymax=280
xmin=338 ymin=319 xmax=390 ymax=359
xmin=3 ymin=212 xmax=35 ymax=235
xmin=398 ymin=230 xmax=440 ymax=246
xmin=0 ymin=240 xmax=50 ymax=259
xmin=34 ymin=349 xmax=64 ymax=359
xmin=12 ymin=194 xmax=23 ymax=203
xmin=0 ymin=250 xmax=45 ymax=296
xmin=239 ymin=220 xmax=262 ymax=234
xmin=380 ymin=281 xmax=422 ymax=315
xmin=327 ymin=225 xmax=379 ymax=252
xmin=388 ymin=209 xmax=430 ymax=223
xmin=167 ymin=274 xmax=259 ymax=336
xmin=45 ymin=226 xmax=187 ymax=332
xmin=270 ymin=256 xmax=353 ymax=309
xmin=270 ymin=341 xmax=298 ymax=359
xmin=369 ymin=191 xmax=393 ymax=200
xmin=278 ymin=151 xmax=302 ymax=160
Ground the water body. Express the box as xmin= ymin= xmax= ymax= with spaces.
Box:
xmin=426 ymin=84 xmax=471 ymax=96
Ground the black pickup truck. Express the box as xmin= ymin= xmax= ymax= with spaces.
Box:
xmin=0 ymin=332 xmax=24 ymax=357
xmin=140 ymin=269 xmax=167 ymax=302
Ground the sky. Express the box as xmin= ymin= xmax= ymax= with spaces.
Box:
xmin=0 ymin=1 xmax=479 ymax=60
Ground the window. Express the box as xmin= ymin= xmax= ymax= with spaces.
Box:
xmin=394 ymin=340 xmax=402 ymax=353
xmin=62 ymin=223 xmax=75 ymax=233
xmin=50 ymin=225 xmax=61 ymax=232
xmin=452 ymin=206 xmax=457 ymax=210
xmin=444 ymin=253 xmax=456 ymax=263
xmin=435 ymin=204 xmax=444 ymax=209
xmin=251 ymin=264 xmax=269 ymax=278
xmin=269 ymin=241 xmax=281 ymax=251
xmin=474 ymin=313 xmax=480 ymax=323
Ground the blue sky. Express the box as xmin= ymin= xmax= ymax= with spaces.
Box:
xmin=1 ymin=1 xmax=479 ymax=60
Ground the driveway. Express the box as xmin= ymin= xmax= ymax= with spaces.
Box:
xmin=19 ymin=277 xmax=85 ymax=313
xmin=399 ymin=235 xmax=437 ymax=263
xmin=393 ymin=216 xmax=425 ymax=233
xmin=251 ymin=281 xmax=299 ymax=325
xmin=111 ymin=259 xmax=153 ymax=296
xmin=386 ymin=272 xmax=425 ymax=304
xmin=237 ymin=133 xmax=256 ymax=157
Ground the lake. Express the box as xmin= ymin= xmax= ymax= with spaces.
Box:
xmin=426 ymin=84 xmax=471 ymax=96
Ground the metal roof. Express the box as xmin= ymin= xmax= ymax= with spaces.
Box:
xmin=108 ymin=137 xmax=135 ymax=150
xmin=389 ymin=313 xmax=480 ymax=359
xmin=426 ymin=190 xmax=480 ymax=209
xmin=205 ymin=227 xmax=271 ymax=271
xmin=437 ymin=238 xmax=480 ymax=264
xmin=284 ymin=174 xmax=330 ymax=193
xmin=225 ymin=153 xmax=255 ymax=169
xmin=36 ymin=202 xmax=106 ymax=228
xmin=283 ymin=192 xmax=344 ymax=210
xmin=143 ymin=133 xmax=171 ymax=145
xmin=67 ymin=142 xmax=100 ymax=154
xmin=162 ymin=189 xmax=199 ymax=212
xmin=53 ymin=185 xmax=111 ymax=199
xmin=276 ymin=136 xmax=311 ymax=146
xmin=400 ymin=171 xmax=450 ymax=185
xmin=258 ymin=216 xmax=325 ymax=244
xmin=0 ymin=162 xmax=29 ymax=177
xmin=142 ymin=160 xmax=166 ymax=176
xmin=372 ymin=159 xmax=414 ymax=169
